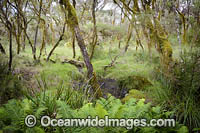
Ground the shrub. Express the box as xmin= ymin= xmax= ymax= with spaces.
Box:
xmin=152 ymin=48 xmax=200 ymax=131
xmin=0 ymin=57 xmax=23 ymax=105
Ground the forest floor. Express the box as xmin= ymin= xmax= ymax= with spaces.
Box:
xmin=10 ymin=36 xmax=184 ymax=105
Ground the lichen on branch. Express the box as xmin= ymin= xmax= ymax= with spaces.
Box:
xmin=60 ymin=0 xmax=78 ymax=29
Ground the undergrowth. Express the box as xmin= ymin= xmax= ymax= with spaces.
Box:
xmin=0 ymin=92 xmax=187 ymax=133
xmin=150 ymin=47 xmax=200 ymax=132
xmin=0 ymin=55 xmax=23 ymax=105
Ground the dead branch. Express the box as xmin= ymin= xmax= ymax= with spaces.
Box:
xmin=62 ymin=58 xmax=85 ymax=68
xmin=104 ymin=54 xmax=119 ymax=71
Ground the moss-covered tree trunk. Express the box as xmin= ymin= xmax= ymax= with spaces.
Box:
xmin=60 ymin=0 xmax=94 ymax=78
xmin=74 ymin=25 xmax=94 ymax=78
xmin=90 ymin=0 xmax=98 ymax=60
xmin=60 ymin=0 xmax=102 ymax=98
xmin=39 ymin=20 xmax=46 ymax=60
xmin=33 ymin=0 xmax=43 ymax=60
xmin=22 ymin=31 xmax=26 ymax=51
xmin=50 ymin=22 xmax=55 ymax=46
xmin=124 ymin=23 xmax=133 ymax=52
xmin=72 ymin=1 xmax=76 ymax=59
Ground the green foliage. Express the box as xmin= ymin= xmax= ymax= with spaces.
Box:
xmin=122 ymin=89 xmax=146 ymax=102
xmin=152 ymin=48 xmax=200 ymax=131
xmin=0 ymin=93 xmax=187 ymax=133
xmin=62 ymin=0 xmax=78 ymax=29
xmin=0 ymin=57 xmax=23 ymax=105
xmin=88 ymin=45 xmax=107 ymax=60
xmin=41 ymin=62 xmax=83 ymax=82
xmin=83 ymin=22 xmax=127 ymax=38
xmin=187 ymin=22 xmax=200 ymax=45
xmin=118 ymin=75 xmax=152 ymax=91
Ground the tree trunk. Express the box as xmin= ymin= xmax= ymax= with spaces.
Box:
xmin=22 ymin=31 xmax=26 ymax=51
xmin=0 ymin=42 xmax=6 ymax=54
xmin=33 ymin=0 xmax=43 ymax=60
xmin=124 ymin=23 xmax=133 ymax=52
xmin=72 ymin=1 xmax=76 ymax=59
xmin=72 ymin=34 xmax=76 ymax=58
xmin=50 ymin=22 xmax=55 ymax=46
xmin=33 ymin=24 xmax=39 ymax=60
xmin=24 ymin=29 xmax=36 ymax=59
xmin=14 ymin=0 xmax=23 ymax=55
xmin=39 ymin=22 xmax=46 ymax=60
xmin=90 ymin=0 xmax=98 ymax=60
xmin=118 ymin=40 xmax=121 ymax=49
xmin=16 ymin=34 xmax=21 ymax=54
xmin=60 ymin=0 xmax=102 ymax=98
xmin=47 ymin=22 xmax=66 ymax=61
xmin=16 ymin=13 xmax=22 ymax=54
xmin=46 ymin=35 xmax=64 ymax=61
xmin=74 ymin=25 xmax=93 ymax=78
xmin=8 ymin=28 xmax=13 ymax=71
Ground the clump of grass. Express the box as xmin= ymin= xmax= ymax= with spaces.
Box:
xmin=27 ymin=74 xmax=94 ymax=109
xmin=150 ymin=48 xmax=200 ymax=131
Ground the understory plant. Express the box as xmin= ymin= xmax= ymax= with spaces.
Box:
xmin=0 ymin=55 xmax=23 ymax=105
xmin=0 ymin=90 xmax=187 ymax=133
xmin=152 ymin=47 xmax=200 ymax=132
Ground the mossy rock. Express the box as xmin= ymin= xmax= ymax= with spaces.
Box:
xmin=122 ymin=89 xmax=146 ymax=103
xmin=118 ymin=75 xmax=152 ymax=91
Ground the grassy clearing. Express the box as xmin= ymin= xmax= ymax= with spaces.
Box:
xmin=10 ymin=37 xmax=191 ymax=100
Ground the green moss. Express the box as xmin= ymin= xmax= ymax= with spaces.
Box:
xmin=63 ymin=0 xmax=78 ymax=28
xmin=89 ymin=72 xmax=102 ymax=98
xmin=122 ymin=89 xmax=146 ymax=103
xmin=163 ymin=40 xmax=173 ymax=58
xmin=118 ymin=75 xmax=152 ymax=91
xmin=153 ymin=18 xmax=173 ymax=64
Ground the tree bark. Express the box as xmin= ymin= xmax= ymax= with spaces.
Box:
xmin=39 ymin=21 xmax=46 ymax=60
xmin=90 ymin=0 xmax=98 ymax=60
xmin=22 ymin=31 xmax=26 ymax=51
xmin=9 ymin=28 xmax=13 ymax=71
xmin=74 ymin=25 xmax=93 ymax=78
xmin=62 ymin=58 xmax=84 ymax=68
xmin=33 ymin=0 xmax=43 ymax=60
xmin=46 ymin=22 xmax=66 ymax=61
xmin=124 ymin=23 xmax=133 ymax=52
xmin=16 ymin=2 xmax=22 ymax=55
xmin=0 ymin=43 xmax=6 ymax=54
xmin=72 ymin=34 xmax=76 ymax=58
xmin=60 ymin=0 xmax=101 ymax=98
xmin=72 ymin=1 xmax=76 ymax=59
xmin=46 ymin=35 xmax=63 ymax=61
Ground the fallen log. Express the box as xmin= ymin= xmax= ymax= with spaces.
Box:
xmin=62 ymin=58 xmax=85 ymax=68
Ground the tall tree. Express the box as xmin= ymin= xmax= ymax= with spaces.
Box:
xmin=72 ymin=0 xmax=76 ymax=58
xmin=33 ymin=0 xmax=43 ymax=60
xmin=0 ymin=0 xmax=13 ymax=71
xmin=13 ymin=0 xmax=23 ymax=55
xmin=60 ymin=0 xmax=94 ymax=78
xmin=46 ymin=20 xmax=67 ymax=62
xmin=90 ymin=0 xmax=98 ymax=60
xmin=59 ymin=0 xmax=102 ymax=98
